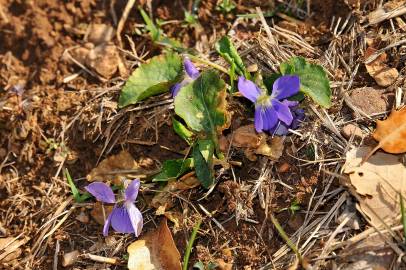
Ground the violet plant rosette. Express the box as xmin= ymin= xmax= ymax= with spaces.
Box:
xmin=85 ymin=179 xmax=143 ymax=236
xmin=238 ymin=75 xmax=303 ymax=134
xmin=171 ymin=58 xmax=200 ymax=97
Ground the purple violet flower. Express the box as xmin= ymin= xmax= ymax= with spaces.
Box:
xmin=171 ymin=58 xmax=200 ymax=97
xmin=238 ymin=75 xmax=301 ymax=133
xmin=270 ymin=101 xmax=305 ymax=135
xmin=85 ymin=179 xmax=143 ymax=237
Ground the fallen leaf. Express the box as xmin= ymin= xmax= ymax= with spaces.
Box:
xmin=128 ymin=219 xmax=181 ymax=270
xmin=228 ymin=124 xmax=284 ymax=160
xmin=372 ymin=108 xmax=406 ymax=154
xmin=151 ymin=176 xmax=200 ymax=209
xmin=365 ymin=47 xmax=399 ymax=87
xmin=90 ymin=201 xmax=113 ymax=225
xmin=87 ymin=151 xmax=140 ymax=185
xmin=343 ymin=147 xmax=406 ymax=227
xmin=336 ymin=234 xmax=394 ymax=270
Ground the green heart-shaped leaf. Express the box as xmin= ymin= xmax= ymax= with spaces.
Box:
xmin=174 ymin=70 xmax=229 ymax=143
xmin=119 ymin=52 xmax=183 ymax=107
xmin=280 ymin=57 xmax=331 ymax=108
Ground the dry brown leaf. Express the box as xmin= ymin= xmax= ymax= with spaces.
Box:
xmin=363 ymin=108 xmax=406 ymax=161
xmin=150 ymin=176 xmax=200 ymax=209
xmin=343 ymin=147 xmax=406 ymax=227
xmin=365 ymin=47 xmax=399 ymax=87
xmin=90 ymin=201 xmax=113 ymax=225
xmin=228 ymin=124 xmax=284 ymax=161
xmin=372 ymin=108 xmax=406 ymax=154
xmin=336 ymin=234 xmax=394 ymax=270
xmin=87 ymin=151 xmax=139 ymax=185
xmin=127 ymin=219 xmax=181 ymax=270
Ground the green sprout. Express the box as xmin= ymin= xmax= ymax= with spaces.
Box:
xmin=216 ymin=0 xmax=236 ymax=13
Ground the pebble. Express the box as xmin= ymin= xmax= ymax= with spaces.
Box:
xmin=62 ymin=250 xmax=80 ymax=267
xmin=341 ymin=124 xmax=364 ymax=139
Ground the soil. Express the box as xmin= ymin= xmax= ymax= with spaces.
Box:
xmin=1 ymin=0 xmax=404 ymax=269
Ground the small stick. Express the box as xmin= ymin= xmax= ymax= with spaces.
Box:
xmin=116 ymin=0 xmax=136 ymax=48
xmin=85 ymin=253 xmax=118 ymax=264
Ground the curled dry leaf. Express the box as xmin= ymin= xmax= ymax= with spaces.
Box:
xmin=87 ymin=151 xmax=140 ymax=185
xmin=365 ymin=47 xmax=398 ymax=87
xmin=372 ymin=107 xmax=406 ymax=153
xmin=227 ymin=124 xmax=284 ymax=161
xmin=344 ymin=147 xmax=406 ymax=227
xmin=127 ymin=218 xmax=181 ymax=270
xmin=364 ymin=108 xmax=406 ymax=161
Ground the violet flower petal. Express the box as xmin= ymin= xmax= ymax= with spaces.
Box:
xmin=262 ymin=106 xmax=278 ymax=131
xmin=272 ymin=99 xmax=294 ymax=126
xmin=125 ymin=202 xmax=143 ymax=237
xmin=272 ymin=122 xmax=289 ymax=136
xmin=110 ymin=206 xmax=134 ymax=233
xmin=103 ymin=210 xmax=113 ymax=236
xmin=254 ymin=106 xmax=264 ymax=132
xmin=184 ymin=59 xmax=199 ymax=79
xmin=85 ymin=182 xmax=116 ymax=204
xmin=125 ymin=179 xmax=140 ymax=202
xmin=272 ymin=75 xmax=300 ymax=100
xmin=171 ymin=83 xmax=182 ymax=97
xmin=238 ymin=77 xmax=261 ymax=103
xmin=281 ymin=100 xmax=299 ymax=108
xmin=291 ymin=108 xmax=305 ymax=130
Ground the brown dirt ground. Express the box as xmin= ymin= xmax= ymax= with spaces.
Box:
xmin=0 ymin=0 xmax=405 ymax=269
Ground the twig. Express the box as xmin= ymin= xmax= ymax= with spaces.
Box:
xmin=116 ymin=0 xmax=136 ymax=48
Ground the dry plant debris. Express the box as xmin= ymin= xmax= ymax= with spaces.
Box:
xmin=372 ymin=107 xmax=406 ymax=154
xmin=365 ymin=47 xmax=399 ymax=87
xmin=127 ymin=219 xmax=181 ymax=270
xmin=344 ymin=147 xmax=406 ymax=227
xmin=225 ymin=124 xmax=284 ymax=161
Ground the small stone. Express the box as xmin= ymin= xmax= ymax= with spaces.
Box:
xmin=342 ymin=124 xmax=364 ymax=139
xmin=86 ymin=43 xmax=119 ymax=79
xmin=278 ymin=162 xmax=290 ymax=173
xmin=87 ymin=24 xmax=115 ymax=45
xmin=75 ymin=211 xmax=89 ymax=223
xmin=62 ymin=250 xmax=80 ymax=267
xmin=373 ymin=67 xmax=399 ymax=87
xmin=350 ymin=87 xmax=394 ymax=115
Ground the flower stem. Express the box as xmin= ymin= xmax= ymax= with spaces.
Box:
xmin=270 ymin=214 xmax=303 ymax=262
xmin=182 ymin=218 xmax=202 ymax=270
xmin=186 ymin=54 xmax=229 ymax=74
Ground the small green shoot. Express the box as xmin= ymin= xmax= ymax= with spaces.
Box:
xmin=184 ymin=11 xmax=199 ymax=26
xmin=64 ymin=169 xmax=91 ymax=203
xmin=400 ymin=194 xmax=406 ymax=245
xmin=278 ymin=199 xmax=301 ymax=215
xmin=216 ymin=0 xmax=236 ymax=13
xmin=270 ymin=214 xmax=303 ymax=263
xmin=183 ymin=219 xmax=202 ymax=270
